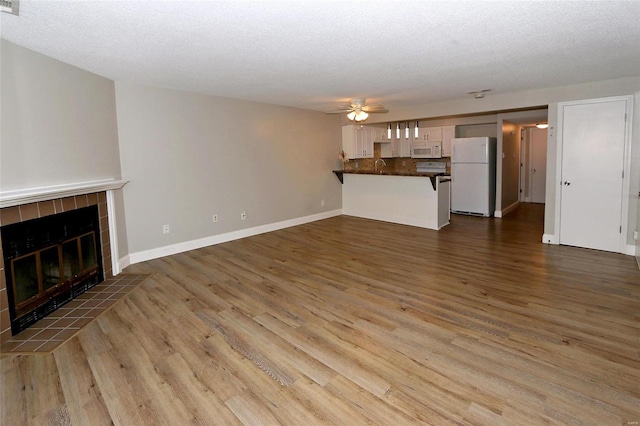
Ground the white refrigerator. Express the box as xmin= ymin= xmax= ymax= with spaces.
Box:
xmin=451 ymin=137 xmax=497 ymax=217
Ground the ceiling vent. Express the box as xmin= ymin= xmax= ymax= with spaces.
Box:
xmin=0 ymin=0 xmax=19 ymax=15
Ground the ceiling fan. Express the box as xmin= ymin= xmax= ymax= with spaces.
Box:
xmin=327 ymin=98 xmax=388 ymax=122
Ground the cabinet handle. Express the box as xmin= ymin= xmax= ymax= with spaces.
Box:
xmin=563 ymin=181 xmax=571 ymax=186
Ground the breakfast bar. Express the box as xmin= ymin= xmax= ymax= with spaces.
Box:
xmin=336 ymin=170 xmax=451 ymax=230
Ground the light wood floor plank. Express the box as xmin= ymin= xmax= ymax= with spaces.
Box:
xmin=2 ymin=204 xmax=639 ymax=425
xmin=54 ymin=338 xmax=111 ymax=426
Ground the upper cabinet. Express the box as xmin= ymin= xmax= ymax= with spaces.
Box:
xmin=370 ymin=126 xmax=391 ymax=143
xmin=342 ymin=125 xmax=374 ymax=159
xmin=358 ymin=126 xmax=374 ymax=158
xmin=378 ymin=125 xmax=398 ymax=158
xmin=346 ymin=122 xmax=457 ymax=159
xmin=416 ymin=126 xmax=442 ymax=142
xmin=415 ymin=125 xmax=456 ymax=157
xmin=398 ymin=122 xmax=413 ymax=158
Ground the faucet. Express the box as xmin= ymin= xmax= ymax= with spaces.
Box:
xmin=374 ymin=158 xmax=387 ymax=171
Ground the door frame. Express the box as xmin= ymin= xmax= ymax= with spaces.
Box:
xmin=522 ymin=127 xmax=548 ymax=204
xmin=554 ymin=95 xmax=634 ymax=254
xmin=519 ymin=129 xmax=528 ymax=202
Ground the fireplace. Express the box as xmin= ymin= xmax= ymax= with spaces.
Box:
xmin=1 ymin=205 xmax=104 ymax=334
xmin=0 ymin=180 xmax=127 ymax=343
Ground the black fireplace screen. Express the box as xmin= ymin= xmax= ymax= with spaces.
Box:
xmin=1 ymin=206 xmax=103 ymax=334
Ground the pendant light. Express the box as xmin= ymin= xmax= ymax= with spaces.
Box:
xmin=405 ymin=122 xmax=410 ymax=139
xmin=396 ymin=123 xmax=400 ymax=139
xmin=414 ymin=121 xmax=419 ymax=138
xmin=387 ymin=123 xmax=392 ymax=139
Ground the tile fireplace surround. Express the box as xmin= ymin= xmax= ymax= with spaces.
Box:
xmin=0 ymin=180 xmax=127 ymax=344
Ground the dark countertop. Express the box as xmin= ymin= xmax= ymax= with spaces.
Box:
xmin=333 ymin=170 xmax=450 ymax=189
xmin=337 ymin=169 xmax=447 ymax=178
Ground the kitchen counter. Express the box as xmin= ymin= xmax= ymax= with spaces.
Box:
xmin=333 ymin=170 xmax=448 ymax=190
xmin=339 ymin=172 xmax=451 ymax=230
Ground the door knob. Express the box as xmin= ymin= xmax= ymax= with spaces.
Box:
xmin=532 ymin=168 xmax=537 ymax=174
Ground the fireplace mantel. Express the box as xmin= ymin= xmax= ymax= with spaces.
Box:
xmin=0 ymin=179 xmax=128 ymax=209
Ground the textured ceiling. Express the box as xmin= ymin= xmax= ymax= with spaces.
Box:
xmin=1 ymin=1 xmax=639 ymax=113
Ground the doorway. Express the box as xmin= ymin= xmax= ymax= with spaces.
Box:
xmin=520 ymin=127 xmax=548 ymax=204
xmin=495 ymin=109 xmax=548 ymax=219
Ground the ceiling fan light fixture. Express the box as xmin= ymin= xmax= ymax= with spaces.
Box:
xmin=536 ymin=123 xmax=549 ymax=129
xmin=327 ymin=98 xmax=387 ymax=122
xmin=347 ymin=110 xmax=368 ymax=122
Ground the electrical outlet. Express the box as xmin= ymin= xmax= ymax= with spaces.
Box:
xmin=634 ymin=230 xmax=638 ymax=241
xmin=212 ymin=214 xmax=218 ymax=223
xmin=240 ymin=211 xmax=247 ymax=221
xmin=162 ymin=224 xmax=170 ymax=234
xmin=321 ymin=199 xmax=325 ymax=206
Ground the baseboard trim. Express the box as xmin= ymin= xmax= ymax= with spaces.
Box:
xmin=117 ymin=254 xmax=131 ymax=274
xmin=495 ymin=201 xmax=519 ymax=218
xmin=542 ymin=237 xmax=634 ymax=255
xmin=127 ymin=209 xmax=342 ymax=265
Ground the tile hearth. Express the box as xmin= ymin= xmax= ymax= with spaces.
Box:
xmin=0 ymin=274 xmax=150 ymax=354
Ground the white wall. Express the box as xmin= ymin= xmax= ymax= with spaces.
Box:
xmin=0 ymin=40 xmax=121 ymax=191
xmin=415 ymin=115 xmax=499 ymax=138
xmin=457 ymin=123 xmax=498 ymax=139
xmin=115 ymin=82 xmax=342 ymax=259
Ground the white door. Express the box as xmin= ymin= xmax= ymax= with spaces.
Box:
xmin=530 ymin=128 xmax=547 ymax=203
xmin=559 ymin=98 xmax=628 ymax=252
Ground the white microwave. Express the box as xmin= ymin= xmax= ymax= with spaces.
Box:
xmin=411 ymin=142 xmax=442 ymax=159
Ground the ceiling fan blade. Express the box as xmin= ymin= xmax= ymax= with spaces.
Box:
xmin=363 ymin=108 xmax=389 ymax=113
xmin=362 ymin=105 xmax=387 ymax=112
xmin=326 ymin=109 xmax=354 ymax=114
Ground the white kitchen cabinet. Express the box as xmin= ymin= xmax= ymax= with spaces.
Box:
xmin=398 ymin=122 xmax=412 ymax=157
xmin=441 ymin=125 xmax=456 ymax=157
xmin=417 ymin=126 xmax=442 ymax=142
xmin=343 ymin=124 xmax=373 ymax=159
xmin=370 ymin=126 xmax=390 ymax=143
xmin=358 ymin=126 xmax=374 ymax=158
xmin=378 ymin=125 xmax=397 ymax=158
xmin=342 ymin=125 xmax=359 ymax=159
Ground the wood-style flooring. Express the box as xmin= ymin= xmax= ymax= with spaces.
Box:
xmin=2 ymin=204 xmax=639 ymax=425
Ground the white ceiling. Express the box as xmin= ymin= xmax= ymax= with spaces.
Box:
xmin=1 ymin=1 xmax=639 ymax=114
